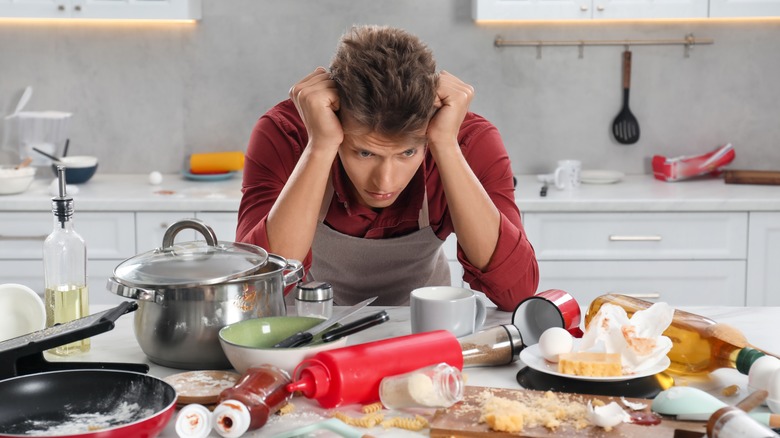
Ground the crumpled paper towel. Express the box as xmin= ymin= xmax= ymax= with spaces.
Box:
xmin=578 ymin=302 xmax=673 ymax=374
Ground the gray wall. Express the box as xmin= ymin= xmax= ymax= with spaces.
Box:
xmin=1 ymin=0 xmax=778 ymax=175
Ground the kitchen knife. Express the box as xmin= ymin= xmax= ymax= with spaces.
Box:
xmin=321 ymin=310 xmax=389 ymax=343
xmin=273 ymin=297 xmax=377 ymax=348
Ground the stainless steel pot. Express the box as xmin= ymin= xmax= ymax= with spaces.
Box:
xmin=107 ymin=218 xmax=303 ymax=369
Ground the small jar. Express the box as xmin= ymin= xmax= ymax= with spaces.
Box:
xmin=379 ymin=363 xmax=463 ymax=409
xmin=295 ymin=281 xmax=333 ymax=319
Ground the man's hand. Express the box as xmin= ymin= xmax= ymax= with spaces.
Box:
xmin=426 ymin=71 xmax=474 ymax=153
xmin=289 ymin=67 xmax=343 ymax=152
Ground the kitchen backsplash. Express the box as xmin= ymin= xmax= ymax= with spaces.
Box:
xmin=1 ymin=0 xmax=778 ymax=175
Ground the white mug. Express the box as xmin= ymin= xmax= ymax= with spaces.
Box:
xmin=553 ymin=160 xmax=582 ymax=190
xmin=410 ymin=286 xmax=487 ymax=338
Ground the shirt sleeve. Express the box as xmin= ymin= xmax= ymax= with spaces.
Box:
xmin=454 ymin=120 xmax=540 ymax=312
xmin=236 ymin=107 xmax=314 ymax=270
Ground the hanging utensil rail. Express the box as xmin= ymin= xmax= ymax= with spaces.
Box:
xmin=495 ymin=33 xmax=713 ymax=57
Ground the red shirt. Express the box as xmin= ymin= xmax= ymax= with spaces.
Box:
xmin=237 ymin=100 xmax=539 ymax=311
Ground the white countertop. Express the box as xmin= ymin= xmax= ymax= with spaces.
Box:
xmin=2 ymin=173 xmax=780 ymax=212
xmin=46 ymin=304 xmax=780 ymax=437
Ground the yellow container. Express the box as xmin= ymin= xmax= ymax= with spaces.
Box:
xmin=190 ymin=151 xmax=245 ymax=174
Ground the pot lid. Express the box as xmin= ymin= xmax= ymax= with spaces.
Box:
xmin=111 ymin=219 xmax=269 ymax=288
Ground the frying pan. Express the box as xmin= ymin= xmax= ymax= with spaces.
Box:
xmin=0 ymin=370 xmax=176 ymax=438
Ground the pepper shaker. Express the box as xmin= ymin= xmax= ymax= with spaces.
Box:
xmin=295 ymin=281 xmax=333 ymax=319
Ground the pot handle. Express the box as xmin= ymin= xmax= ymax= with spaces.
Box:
xmin=282 ymin=259 xmax=305 ymax=287
xmin=106 ymin=277 xmax=161 ymax=304
xmin=162 ymin=218 xmax=218 ymax=249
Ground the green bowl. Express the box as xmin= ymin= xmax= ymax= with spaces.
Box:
xmin=218 ymin=316 xmax=348 ymax=374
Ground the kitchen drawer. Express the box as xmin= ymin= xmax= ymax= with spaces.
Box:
xmin=0 ymin=212 xmax=135 ymax=260
xmin=524 ymin=212 xmax=748 ymax=260
xmin=135 ymin=212 xmax=196 ymax=252
xmin=0 ymin=259 xmax=125 ymax=305
xmin=536 ymin=260 xmax=746 ymax=307
xmin=196 ymin=212 xmax=239 ymax=242
xmin=746 ymin=212 xmax=780 ymax=306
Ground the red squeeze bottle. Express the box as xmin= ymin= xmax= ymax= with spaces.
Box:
xmin=286 ymin=330 xmax=463 ymax=408
xmin=212 ymin=364 xmax=292 ymax=437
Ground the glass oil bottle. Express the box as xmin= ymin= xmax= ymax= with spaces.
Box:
xmin=43 ymin=166 xmax=90 ymax=355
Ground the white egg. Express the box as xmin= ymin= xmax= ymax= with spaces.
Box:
xmin=148 ymin=171 xmax=163 ymax=185
xmin=538 ymin=327 xmax=574 ymax=363
xmin=748 ymin=355 xmax=780 ymax=395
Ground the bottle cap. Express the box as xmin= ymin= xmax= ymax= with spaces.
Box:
xmin=737 ymin=347 xmax=766 ymax=375
xmin=288 ymin=360 xmax=330 ymax=399
xmin=295 ymin=281 xmax=333 ymax=302
xmin=174 ymin=404 xmax=212 ymax=438
xmin=213 ymin=399 xmax=250 ymax=438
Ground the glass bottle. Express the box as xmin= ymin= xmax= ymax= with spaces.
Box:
xmin=295 ymin=281 xmax=333 ymax=320
xmin=585 ymin=294 xmax=771 ymax=376
xmin=707 ymin=390 xmax=780 ymax=438
xmin=379 ymin=363 xmax=464 ymax=409
xmin=43 ymin=167 xmax=89 ymax=355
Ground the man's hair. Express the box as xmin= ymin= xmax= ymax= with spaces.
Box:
xmin=329 ymin=25 xmax=438 ymax=141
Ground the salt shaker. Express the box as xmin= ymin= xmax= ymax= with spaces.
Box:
xmin=459 ymin=324 xmax=524 ymax=367
xmin=295 ymin=281 xmax=333 ymax=319
xmin=379 ymin=363 xmax=464 ymax=409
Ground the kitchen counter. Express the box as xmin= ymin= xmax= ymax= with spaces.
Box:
xmin=2 ymin=173 xmax=779 ymax=212
xmin=50 ymin=303 xmax=780 ymax=437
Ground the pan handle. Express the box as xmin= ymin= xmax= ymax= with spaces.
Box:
xmin=282 ymin=259 xmax=305 ymax=287
xmin=161 ymin=218 xmax=218 ymax=249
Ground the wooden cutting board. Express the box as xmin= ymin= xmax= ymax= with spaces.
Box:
xmin=429 ymin=386 xmax=706 ymax=437
xmin=724 ymin=170 xmax=780 ymax=185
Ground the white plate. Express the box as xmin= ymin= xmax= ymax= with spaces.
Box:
xmin=580 ymin=170 xmax=625 ymax=184
xmin=520 ymin=343 xmax=671 ymax=382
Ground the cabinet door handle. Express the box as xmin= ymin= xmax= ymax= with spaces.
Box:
xmin=0 ymin=234 xmax=49 ymax=241
xmin=622 ymin=293 xmax=662 ymax=299
xmin=609 ymin=235 xmax=662 ymax=242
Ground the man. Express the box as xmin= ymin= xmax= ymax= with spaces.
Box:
xmin=237 ymin=25 xmax=538 ymax=311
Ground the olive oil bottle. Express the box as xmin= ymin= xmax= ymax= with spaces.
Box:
xmin=43 ymin=167 xmax=90 ymax=355
xmin=585 ymin=294 xmax=770 ymax=376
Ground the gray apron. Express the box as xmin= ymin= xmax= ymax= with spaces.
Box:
xmin=308 ymin=179 xmax=451 ymax=306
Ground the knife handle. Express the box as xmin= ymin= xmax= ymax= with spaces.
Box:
xmin=321 ymin=311 xmax=389 ymax=343
xmin=274 ymin=331 xmax=314 ymax=348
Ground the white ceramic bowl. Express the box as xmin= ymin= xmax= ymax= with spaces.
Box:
xmin=0 ymin=166 xmax=36 ymax=195
xmin=219 ymin=316 xmax=348 ymax=375
xmin=0 ymin=283 xmax=46 ymax=342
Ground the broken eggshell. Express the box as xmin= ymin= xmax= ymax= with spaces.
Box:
xmin=587 ymin=400 xmax=630 ymax=429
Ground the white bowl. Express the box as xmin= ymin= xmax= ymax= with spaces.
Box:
xmin=0 ymin=283 xmax=46 ymax=342
xmin=0 ymin=166 xmax=36 ymax=195
xmin=219 ymin=316 xmax=348 ymax=375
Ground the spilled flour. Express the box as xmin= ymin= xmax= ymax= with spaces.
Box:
xmin=21 ymin=402 xmax=154 ymax=435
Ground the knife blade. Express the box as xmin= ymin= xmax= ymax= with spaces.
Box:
xmin=273 ymin=296 xmax=377 ymax=348
xmin=321 ymin=310 xmax=389 ymax=343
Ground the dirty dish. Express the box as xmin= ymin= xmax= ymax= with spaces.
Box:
xmin=0 ymin=283 xmax=45 ymax=341
xmin=0 ymin=166 xmax=36 ymax=195
xmin=580 ymin=170 xmax=625 ymax=184
xmin=182 ymin=170 xmax=237 ymax=181
xmin=219 ymin=316 xmax=347 ymax=375
xmin=520 ymin=342 xmax=670 ymax=382
xmin=50 ymin=155 xmax=98 ymax=184
xmin=163 ymin=370 xmax=241 ymax=406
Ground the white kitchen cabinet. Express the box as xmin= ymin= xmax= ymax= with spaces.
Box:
xmin=537 ymin=260 xmax=746 ymax=306
xmin=524 ymin=212 xmax=749 ymax=306
xmin=472 ymin=0 xmax=774 ymax=19
xmin=710 ymin=0 xmax=780 ymax=17
xmin=746 ymin=212 xmax=780 ymax=306
xmin=196 ymin=212 xmax=239 ymax=243
xmin=0 ymin=0 xmax=201 ymax=20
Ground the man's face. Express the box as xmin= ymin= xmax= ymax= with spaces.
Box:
xmin=338 ymin=119 xmax=427 ymax=210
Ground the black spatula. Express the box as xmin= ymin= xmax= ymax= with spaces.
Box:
xmin=612 ymin=49 xmax=640 ymax=144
